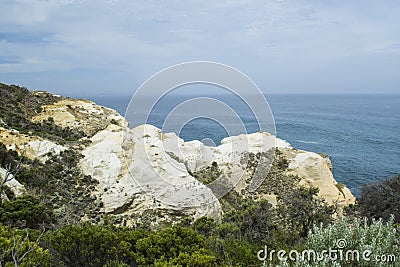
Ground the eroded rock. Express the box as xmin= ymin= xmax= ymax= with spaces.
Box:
xmin=0 ymin=167 xmax=26 ymax=198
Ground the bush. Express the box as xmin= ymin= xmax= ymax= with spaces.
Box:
xmin=205 ymin=199 xmax=282 ymax=266
xmin=270 ymin=216 xmax=399 ymax=266
xmin=277 ymin=186 xmax=335 ymax=242
xmin=0 ymin=195 xmax=54 ymax=229
xmin=358 ymin=175 xmax=400 ymax=223
xmin=222 ymin=199 xmax=277 ymax=246
xmin=207 ymin=236 xmax=257 ymax=266
xmin=46 ymin=223 xmax=145 ymax=267
xmin=135 ymin=225 xmax=211 ymax=265
xmin=45 ymin=222 xmax=218 ymax=266
xmin=0 ymin=224 xmax=52 ymax=266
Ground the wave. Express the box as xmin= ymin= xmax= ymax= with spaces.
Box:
xmin=294 ymin=140 xmax=320 ymax=145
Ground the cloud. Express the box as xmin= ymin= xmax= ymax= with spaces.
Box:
xmin=0 ymin=56 xmax=20 ymax=64
xmin=0 ymin=0 xmax=399 ymax=94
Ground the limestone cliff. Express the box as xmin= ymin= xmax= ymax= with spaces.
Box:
xmin=0 ymin=84 xmax=355 ymax=226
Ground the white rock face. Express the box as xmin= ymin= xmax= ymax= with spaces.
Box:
xmin=287 ymin=151 xmax=355 ymax=205
xmin=27 ymin=140 xmax=67 ymax=160
xmin=79 ymin=121 xmax=355 ymax=224
xmin=80 ymin=124 xmax=222 ymax=225
xmin=0 ymin=167 xmax=26 ymax=197
xmin=161 ymin=130 xmax=354 ymax=206
xmin=0 ymin=127 xmax=66 ymax=161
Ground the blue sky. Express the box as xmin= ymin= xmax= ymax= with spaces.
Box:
xmin=0 ymin=0 xmax=399 ymax=96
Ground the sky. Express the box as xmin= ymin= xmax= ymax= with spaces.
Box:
xmin=0 ymin=0 xmax=399 ymax=96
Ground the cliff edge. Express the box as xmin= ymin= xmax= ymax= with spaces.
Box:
xmin=0 ymin=83 xmax=355 ymax=226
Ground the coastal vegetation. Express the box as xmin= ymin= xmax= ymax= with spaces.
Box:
xmin=0 ymin=83 xmax=86 ymax=144
xmin=0 ymin=142 xmax=100 ymax=226
xmin=358 ymin=175 xmax=400 ymax=223
xmin=0 ymin=83 xmax=399 ymax=266
xmin=0 ymin=187 xmax=398 ymax=266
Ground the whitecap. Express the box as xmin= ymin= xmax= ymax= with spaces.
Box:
xmin=295 ymin=140 xmax=320 ymax=145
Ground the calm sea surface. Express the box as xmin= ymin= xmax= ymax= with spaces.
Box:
xmin=88 ymin=94 xmax=400 ymax=197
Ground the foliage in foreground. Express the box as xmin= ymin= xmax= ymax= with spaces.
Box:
xmin=271 ymin=216 xmax=399 ymax=267
xmin=0 ymin=185 xmax=338 ymax=267
xmin=1 ymin=212 xmax=399 ymax=267
xmin=0 ymin=224 xmax=51 ymax=267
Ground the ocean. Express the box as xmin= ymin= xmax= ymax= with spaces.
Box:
xmin=88 ymin=93 xmax=400 ymax=197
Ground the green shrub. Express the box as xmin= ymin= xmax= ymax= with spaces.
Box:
xmin=154 ymin=249 xmax=217 ymax=266
xmin=135 ymin=225 xmax=210 ymax=265
xmin=272 ymin=216 xmax=399 ymax=267
xmin=103 ymin=259 xmax=129 ymax=267
xmin=191 ymin=216 xmax=216 ymax=237
xmin=0 ymin=195 xmax=54 ymax=229
xmin=277 ymin=186 xmax=334 ymax=242
xmin=222 ymin=199 xmax=277 ymax=246
xmin=191 ymin=162 xmax=222 ymax=185
xmin=207 ymin=236 xmax=257 ymax=266
xmin=0 ymin=224 xmax=52 ymax=266
xmin=358 ymin=175 xmax=400 ymax=223
xmin=46 ymin=223 xmax=145 ymax=267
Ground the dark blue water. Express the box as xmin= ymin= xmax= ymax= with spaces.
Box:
xmin=88 ymin=94 xmax=400 ymax=197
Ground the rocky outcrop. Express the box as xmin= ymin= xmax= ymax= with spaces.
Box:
xmin=31 ymin=99 xmax=126 ymax=137
xmin=287 ymin=151 xmax=354 ymax=205
xmin=80 ymin=124 xmax=222 ymax=226
xmin=0 ymin=127 xmax=66 ymax=161
xmin=0 ymin=167 xmax=26 ymax=198
xmin=78 ymin=122 xmax=354 ymax=225
xmin=153 ymin=130 xmax=355 ymax=207
xmin=0 ymin=95 xmax=355 ymax=225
